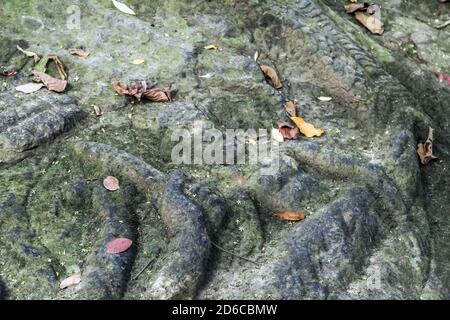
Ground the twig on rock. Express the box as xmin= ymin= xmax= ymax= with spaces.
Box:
xmin=210 ymin=240 xmax=259 ymax=266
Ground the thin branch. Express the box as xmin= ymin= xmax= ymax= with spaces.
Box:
xmin=132 ymin=257 xmax=156 ymax=281
xmin=210 ymin=241 xmax=259 ymax=266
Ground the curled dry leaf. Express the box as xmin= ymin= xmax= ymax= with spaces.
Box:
xmin=69 ymin=49 xmax=90 ymax=58
xmin=2 ymin=70 xmax=17 ymax=77
xmin=271 ymin=128 xmax=284 ymax=143
xmin=93 ymin=105 xmax=102 ymax=116
xmin=204 ymin=44 xmax=219 ymax=50
xmin=284 ymin=100 xmax=297 ymax=117
xmin=435 ymin=71 xmax=450 ymax=85
xmin=132 ymin=58 xmax=145 ymax=65
xmin=260 ymin=65 xmax=282 ymax=89
xmin=103 ymin=176 xmax=120 ymax=191
xmin=15 ymin=82 xmax=44 ymax=94
xmin=113 ymin=81 xmax=172 ymax=102
xmin=344 ymin=2 xmax=369 ymax=13
xmin=290 ymin=117 xmax=324 ymax=138
xmin=143 ymin=86 xmax=172 ymax=102
xmin=275 ymin=211 xmax=305 ymax=221
xmin=277 ymin=121 xmax=299 ymax=140
xmin=16 ymin=45 xmax=40 ymax=62
xmin=106 ymin=237 xmax=133 ymax=254
xmin=60 ymin=273 xmax=81 ymax=289
xmin=354 ymin=8 xmax=384 ymax=35
xmin=417 ymin=127 xmax=438 ymax=165
xmin=112 ymin=0 xmax=136 ymax=15
xmin=32 ymin=71 xmax=67 ymax=93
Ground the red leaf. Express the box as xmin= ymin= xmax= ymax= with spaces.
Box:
xmin=435 ymin=71 xmax=450 ymax=85
xmin=103 ymin=175 xmax=120 ymax=191
xmin=106 ymin=237 xmax=133 ymax=254
xmin=277 ymin=121 xmax=299 ymax=140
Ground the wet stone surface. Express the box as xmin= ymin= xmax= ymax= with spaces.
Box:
xmin=0 ymin=0 xmax=449 ymax=299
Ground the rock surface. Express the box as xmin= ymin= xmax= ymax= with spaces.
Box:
xmin=0 ymin=0 xmax=449 ymax=299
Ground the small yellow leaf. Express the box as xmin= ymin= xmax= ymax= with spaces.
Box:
xmin=290 ymin=117 xmax=324 ymax=138
xmin=204 ymin=44 xmax=219 ymax=50
xmin=132 ymin=58 xmax=145 ymax=65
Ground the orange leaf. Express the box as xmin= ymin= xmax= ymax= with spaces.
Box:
xmin=260 ymin=65 xmax=282 ymax=89
xmin=103 ymin=176 xmax=120 ymax=191
xmin=290 ymin=117 xmax=324 ymax=138
xmin=275 ymin=211 xmax=305 ymax=221
xmin=106 ymin=237 xmax=133 ymax=254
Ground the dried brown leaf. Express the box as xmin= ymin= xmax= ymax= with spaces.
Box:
xmin=69 ymin=49 xmax=90 ymax=58
xmin=142 ymin=86 xmax=172 ymax=102
xmin=32 ymin=71 xmax=67 ymax=93
xmin=275 ymin=211 xmax=305 ymax=221
xmin=260 ymin=65 xmax=282 ymax=89
xmin=284 ymin=100 xmax=297 ymax=117
xmin=16 ymin=45 xmax=40 ymax=62
xmin=113 ymin=81 xmax=172 ymax=102
xmin=344 ymin=2 xmax=369 ymax=13
xmin=417 ymin=127 xmax=438 ymax=165
xmin=2 ymin=70 xmax=17 ymax=77
xmin=354 ymin=10 xmax=384 ymax=35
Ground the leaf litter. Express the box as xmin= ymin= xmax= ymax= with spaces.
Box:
xmin=113 ymin=81 xmax=172 ymax=102
xmin=417 ymin=127 xmax=438 ymax=165
xmin=345 ymin=2 xmax=384 ymax=35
